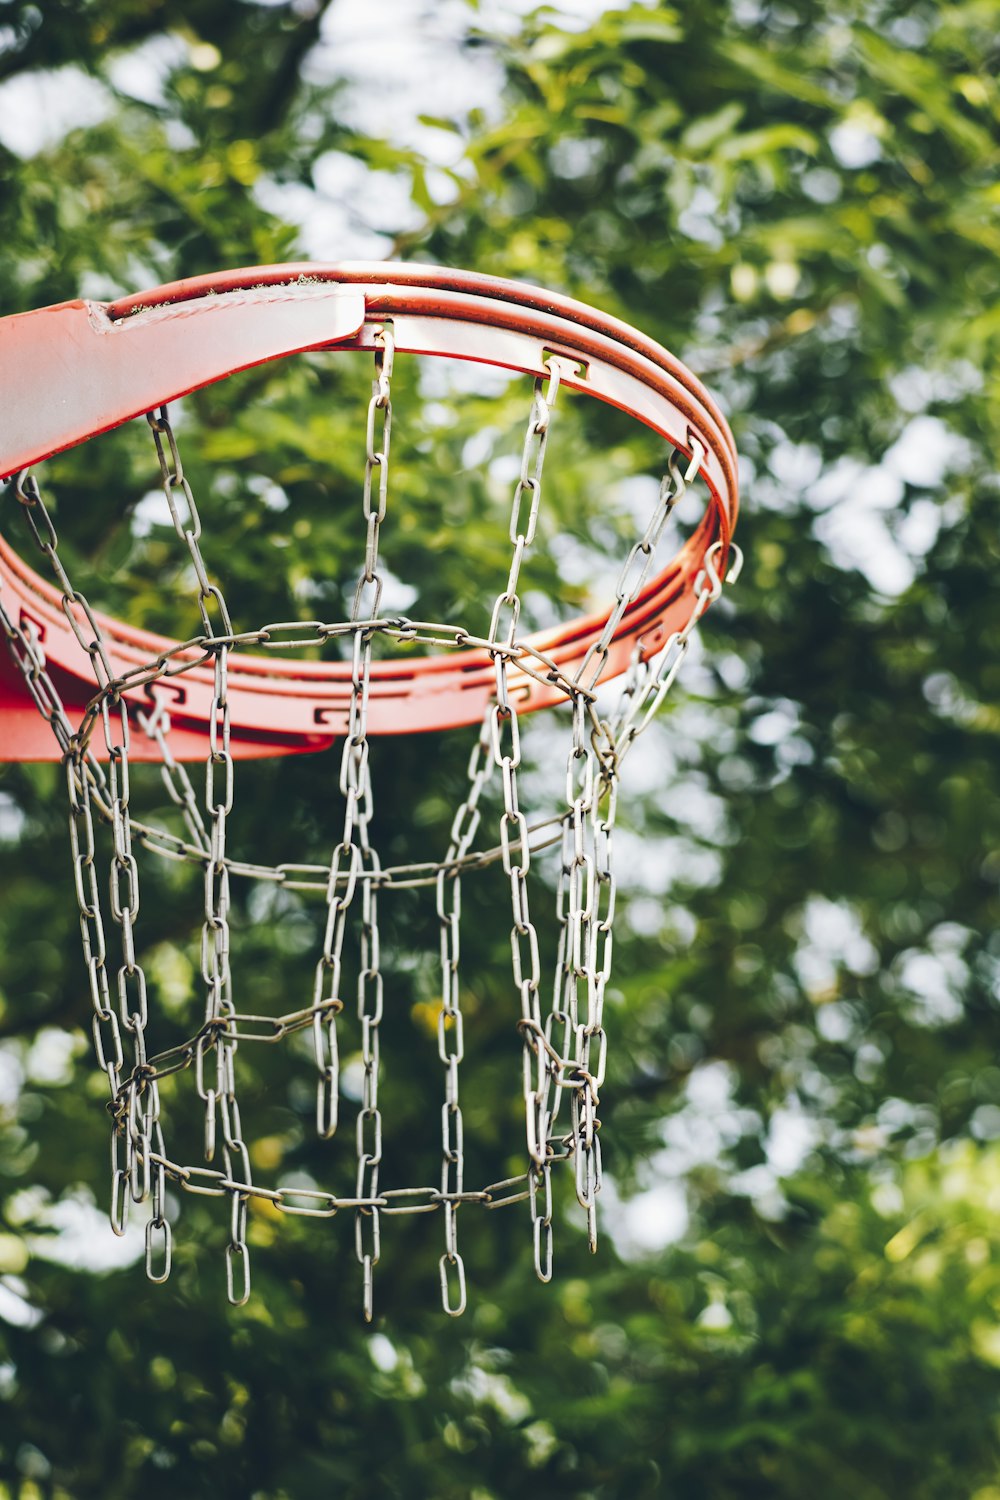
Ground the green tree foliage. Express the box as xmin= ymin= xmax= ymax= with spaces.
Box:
xmin=1 ymin=2 xmax=999 ymax=1496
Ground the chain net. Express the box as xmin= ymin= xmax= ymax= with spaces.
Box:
xmin=0 ymin=329 xmax=739 ymax=1317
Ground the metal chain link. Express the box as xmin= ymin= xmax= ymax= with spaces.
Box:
xmin=0 ymin=596 xmax=128 ymax=1141
xmin=136 ymin=691 xmax=211 ymax=856
xmin=146 ymin=408 xmax=253 ymax=1303
xmin=147 ymin=409 xmax=234 ymax=640
xmin=9 ymin=468 xmax=159 ymax=1245
xmin=339 ymin=329 xmax=394 ymax=1320
xmin=554 ymin=691 xmax=609 ymax=1255
xmin=434 ymin=706 xmax=495 ymax=1314
xmin=487 ymin=358 xmax=576 ymax=1282
xmin=574 ymin=444 xmax=704 ymax=695
xmin=609 ymin=538 xmax=743 ymax=759
xmin=0 ymin=597 xmax=79 ymax=759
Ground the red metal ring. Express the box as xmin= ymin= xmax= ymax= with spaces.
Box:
xmin=0 ymin=263 xmax=738 ymax=759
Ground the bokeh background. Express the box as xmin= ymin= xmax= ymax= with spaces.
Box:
xmin=1 ymin=1 xmax=999 ymax=1496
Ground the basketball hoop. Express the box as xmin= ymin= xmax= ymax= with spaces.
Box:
xmin=0 ymin=263 xmax=741 ymax=1317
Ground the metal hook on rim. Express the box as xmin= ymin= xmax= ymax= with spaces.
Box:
xmin=684 ymin=435 xmax=705 ymax=483
xmin=699 ymin=539 xmax=743 ymax=602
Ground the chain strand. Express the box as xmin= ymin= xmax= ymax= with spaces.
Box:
xmin=434 ymin=708 xmax=494 ymax=1314
xmin=10 ymin=469 xmax=159 ymax=1247
xmin=341 ymin=328 xmax=394 ymax=1320
xmin=487 ymin=359 xmax=576 ymax=1281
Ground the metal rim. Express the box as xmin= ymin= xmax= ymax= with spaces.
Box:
xmin=0 ymin=262 xmax=738 ymax=755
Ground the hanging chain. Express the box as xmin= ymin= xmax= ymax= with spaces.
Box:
xmin=434 ymin=706 xmax=495 ymax=1315
xmin=487 ymin=357 xmax=575 ymax=1282
xmin=0 ymin=591 xmax=126 ymax=1125
xmin=549 ymin=449 xmax=708 ymax=1253
xmin=609 ymin=537 xmax=743 ymax=758
xmin=547 ymin=692 xmax=607 ymax=1255
xmin=147 ymin=407 xmax=252 ymax=1304
xmin=336 ymin=327 xmax=394 ymax=1321
xmin=147 ymin=409 xmax=234 ymax=641
xmin=310 ymin=325 xmax=392 ymax=1146
xmin=8 ymin=468 xmax=159 ymax=1245
xmin=574 ymin=444 xmax=704 ymax=695
xmin=135 ymin=691 xmax=211 ymax=857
